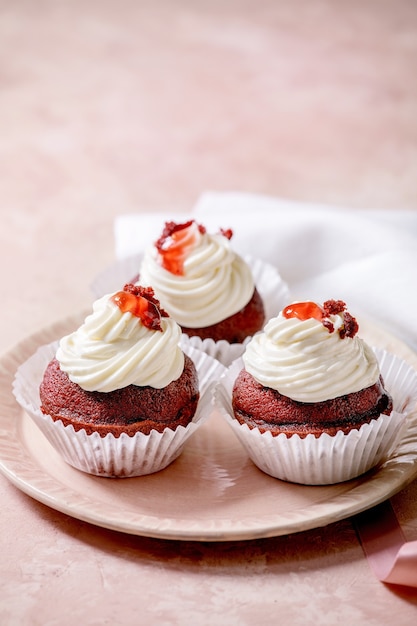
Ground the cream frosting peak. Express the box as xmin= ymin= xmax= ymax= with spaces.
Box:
xmin=56 ymin=291 xmax=184 ymax=392
xmin=243 ymin=303 xmax=380 ymax=402
xmin=139 ymin=221 xmax=255 ymax=328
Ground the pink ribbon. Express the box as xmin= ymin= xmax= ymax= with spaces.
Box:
xmin=354 ymin=500 xmax=417 ymax=587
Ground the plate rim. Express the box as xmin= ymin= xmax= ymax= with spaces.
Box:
xmin=1 ymin=312 xmax=417 ymax=542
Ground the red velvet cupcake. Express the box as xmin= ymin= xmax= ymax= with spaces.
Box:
xmin=214 ymin=300 xmax=414 ymax=484
xmin=138 ymin=220 xmax=290 ymax=364
xmin=13 ymin=285 xmax=225 ymax=477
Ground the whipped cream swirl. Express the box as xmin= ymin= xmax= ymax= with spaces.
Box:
xmin=139 ymin=222 xmax=255 ymax=327
xmin=56 ymin=293 xmax=184 ymax=392
xmin=243 ymin=309 xmax=379 ymax=402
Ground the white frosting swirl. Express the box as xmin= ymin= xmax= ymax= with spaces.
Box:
xmin=243 ymin=309 xmax=379 ymax=402
xmin=139 ymin=222 xmax=255 ymax=327
xmin=56 ymin=293 xmax=184 ymax=392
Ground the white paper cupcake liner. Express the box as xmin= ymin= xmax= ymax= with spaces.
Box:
xmin=13 ymin=340 xmax=226 ymax=478
xmin=213 ymin=348 xmax=417 ymax=485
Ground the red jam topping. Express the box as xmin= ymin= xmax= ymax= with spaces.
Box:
xmin=282 ymin=299 xmax=358 ymax=338
xmin=155 ymin=220 xmax=233 ymax=275
xmin=155 ymin=220 xmax=204 ymax=276
xmin=283 ymin=301 xmax=324 ymax=322
xmin=110 ymin=284 xmax=168 ymax=331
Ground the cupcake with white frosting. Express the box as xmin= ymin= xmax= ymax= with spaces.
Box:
xmin=138 ymin=220 xmax=289 ymax=364
xmin=13 ymin=284 xmax=224 ymax=477
xmin=214 ymin=300 xmax=416 ymax=484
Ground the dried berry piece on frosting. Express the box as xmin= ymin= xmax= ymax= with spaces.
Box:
xmin=110 ymin=284 xmax=168 ymax=331
xmin=283 ymin=299 xmax=358 ymax=339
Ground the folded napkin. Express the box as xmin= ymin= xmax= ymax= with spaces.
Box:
xmin=115 ymin=191 xmax=417 ymax=350
xmin=114 ymin=191 xmax=417 ymax=587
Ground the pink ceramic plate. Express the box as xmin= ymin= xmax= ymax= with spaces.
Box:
xmin=1 ymin=314 xmax=417 ymax=541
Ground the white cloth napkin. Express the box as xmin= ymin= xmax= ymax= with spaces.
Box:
xmin=114 ymin=191 xmax=417 ymax=351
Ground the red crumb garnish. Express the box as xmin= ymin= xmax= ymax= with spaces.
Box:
xmin=219 ymin=228 xmax=233 ymax=240
xmin=323 ymin=300 xmax=346 ymax=316
xmin=339 ymin=311 xmax=359 ymax=339
xmin=283 ymin=299 xmax=358 ymax=339
xmin=110 ymin=284 xmax=168 ymax=331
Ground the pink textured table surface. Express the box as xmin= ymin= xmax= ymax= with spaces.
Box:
xmin=1 ymin=1 xmax=417 ymax=624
